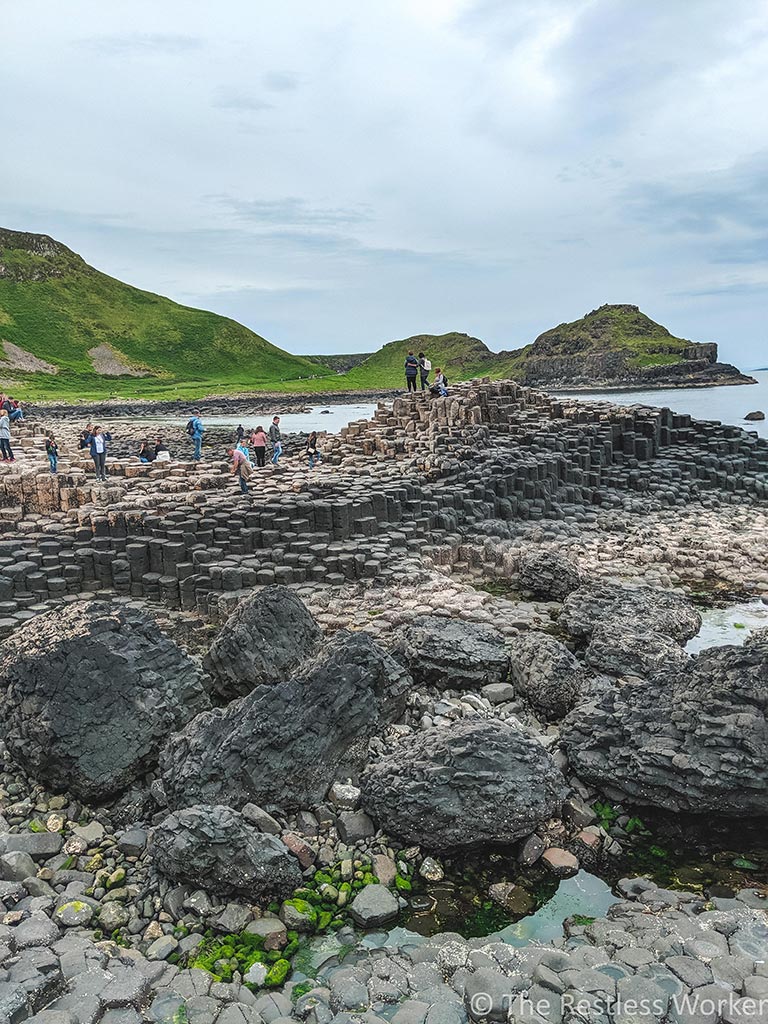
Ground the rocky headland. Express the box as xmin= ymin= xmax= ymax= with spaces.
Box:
xmin=0 ymin=379 xmax=767 ymax=1023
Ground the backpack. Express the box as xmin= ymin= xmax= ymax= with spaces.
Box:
xmin=441 ymin=373 xmax=448 ymax=387
xmin=422 ymin=358 xmax=432 ymax=371
xmin=186 ymin=418 xmax=196 ymax=437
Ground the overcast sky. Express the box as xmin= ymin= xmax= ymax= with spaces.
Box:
xmin=2 ymin=1 xmax=767 ymax=366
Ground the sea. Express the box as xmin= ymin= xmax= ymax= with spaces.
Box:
xmin=552 ymin=369 xmax=768 ymax=440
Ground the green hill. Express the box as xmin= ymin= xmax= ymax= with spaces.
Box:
xmin=492 ymin=303 xmax=726 ymax=384
xmin=0 ymin=228 xmax=326 ymax=399
xmin=336 ymin=332 xmax=496 ymax=389
xmin=1 ymin=228 xmax=748 ymax=399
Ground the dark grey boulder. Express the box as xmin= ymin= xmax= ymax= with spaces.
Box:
xmin=390 ymin=616 xmax=510 ymax=690
xmin=362 ymin=718 xmax=565 ymax=850
xmin=150 ymin=804 xmax=302 ymax=900
xmin=585 ymin=625 xmax=690 ymax=678
xmin=506 ymin=631 xmax=583 ymax=720
xmin=562 ymin=638 xmax=768 ymax=814
xmin=203 ymin=585 xmax=321 ymax=700
xmin=558 ymin=581 xmax=701 ymax=643
xmin=518 ymin=550 xmax=582 ymax=602
xmin=0 ymin=602 xmax=210 ymax=802
xmin=162 ymin=630 xmax=411 ymax=812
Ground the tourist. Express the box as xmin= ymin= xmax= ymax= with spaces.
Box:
xmin=306 ymin=431 xmax=323 ymax=469
xmin=228 ymin=446 xmax=251 ymax=494
xmin=418 ymin=352 xmax=431 ymax=391
xmin=269 ymin=416 xmax=282 ymax=465
xmin=138 ymin=439 xmax=155 ymax=463
xmin=7 ymin=398 xmax=24 ymax=422
xmin=251 ymin=424 xmax=268 ymax=467
xmin=154 ymin=438 xmax=171 ymax=462
xmin=234 ymin=424 xmax=245 ymax=442
xmin=0 ymin=410 xmax=14 ymax=462
xmin=404 ymin=351 xmax=419 ymax=392
xmin=431 ymin=368 xmax=448 ymax=397
xmin=86 ymin=425 xmax=112 ymax=481
xmin=187 ymin=411 xmax=204 ymax=460
xmin=45 ymin=432 xmax=59 ymax=473
xmin=79 ymin=423 xmax=92 ymax=449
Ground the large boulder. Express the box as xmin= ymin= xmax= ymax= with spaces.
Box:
xmin=203 ymin=585 xmax=321 ymax=700
xmin=150 ymin=805 xmax=302 ymax=899
xmin=361 ymin=718 xmax=565 ymax=850
xmin=390 ymin=616 xmax=510 ymax=690
xmin=558 ymin=582 xmax=701 ymax=644
xmin=0 ymin=602 xmax=210 ymax=802
xmin=561 ymin=634 xmax=768 ymax=814
xmin=585 ymin=625 xmax=690 ymax=678
xmin=162 ymin=630 xmax=411 ymax=812
xmin=506 ymin=631 xmax=583 ymax=720
xmin=518 ymin=550 xmax=582 ymax=602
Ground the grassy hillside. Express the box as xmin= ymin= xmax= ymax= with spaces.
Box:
xmin=0 ymin=228 xmax=327 ymax=399
xmin=336 ymin=332 xmax=496 ymax=389
xmin=0 ymin=229 xmax=726 ymax=400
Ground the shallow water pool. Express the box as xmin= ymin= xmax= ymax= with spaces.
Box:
xmin=686 ymin=599 xmax=768 ymax=654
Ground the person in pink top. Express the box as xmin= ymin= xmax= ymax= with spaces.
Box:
xmin=250 ymin=425 xmax=268 ymax=468
xmin=228 ymin=446 xmax=251 ymax=494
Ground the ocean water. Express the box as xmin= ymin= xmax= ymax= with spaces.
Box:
xmin=123 ymin=402 xmax=380 ymax=435
xmin=553 ymin=369 xmax=768 ymax=439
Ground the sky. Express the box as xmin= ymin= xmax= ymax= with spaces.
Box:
xmin=2 ymin=0 xmax=768 ymax=367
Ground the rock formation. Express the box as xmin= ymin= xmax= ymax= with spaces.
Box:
xmin=390 ymin=615 xmax=510 ymax=689
xmin=162 ymin=630 xmax=411 ymax=811
xmin=562 ymin=634 xmax=768 ymax=813
xmin=203 ymin=584 xmax=321 ymax=700
xmin=150 ymin=804 xmax=302 ymax=899
xmin=0 ymin=602 xmax=210 ymax=801
xmin=362 ymin=718 xmax=565 ymax=849
xmin=506 ymin=631 xmax=583 ymax=720
xmin=558 ymin=581 xmax=701 ymax=643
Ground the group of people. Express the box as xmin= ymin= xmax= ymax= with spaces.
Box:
xmin=0 ymin=394 xmax=24 ymax=462
xmin=138 ymin=438 xmax=171 ymax=463
xmin=226 ymin=416 xmax=324 ymax=494
xmin=404 ymin=352 xmax=448 ymax=396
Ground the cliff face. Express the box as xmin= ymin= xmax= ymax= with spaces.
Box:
xmin=508 ymin=304 xmax=755 ymax=389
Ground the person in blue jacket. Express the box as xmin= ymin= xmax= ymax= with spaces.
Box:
xmin=86 ymin=425 xmax=112 ymax=481
xmin=188 ymin=412 xmax=204 ymax=460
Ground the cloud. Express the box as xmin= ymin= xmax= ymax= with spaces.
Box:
xmin=208 ymin=196 xmax=373 ymax=229
xmin=211 ymin=92 xmax=273 ymax=112
xmin=82 ymin=32 xmax=203 ymax=55
xmin=625 ymin=156 xmax=768 ymax=236
xmin=262 ymin=71 xmax=299 ymax=92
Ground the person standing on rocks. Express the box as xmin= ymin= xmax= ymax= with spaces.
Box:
xmin=188 ymin=412 xmax=204 ymax=461
xmin=306 ymin=430 xmax=323 ymax=469
xmin=405 ymin=351 xmax=419 ymax=393
xmin=45 ymin=432 xmax=59 ymax=473
xmin=234 ymin=424 xmax=245 ymax=442
xmin=87 ymin=425 xmax=112 ymax=481
xmin=269 ymin=416 xmax=282 ymax=466
xmin=418 ymin=352 xmax=431 ymax=391
xmin=228 ymin=446 xmax=251 ymax=495
xmin=0 ymin=409 xmax=14 ymax=462
xmin=251 ymin=425 xmax=268 ymax=467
